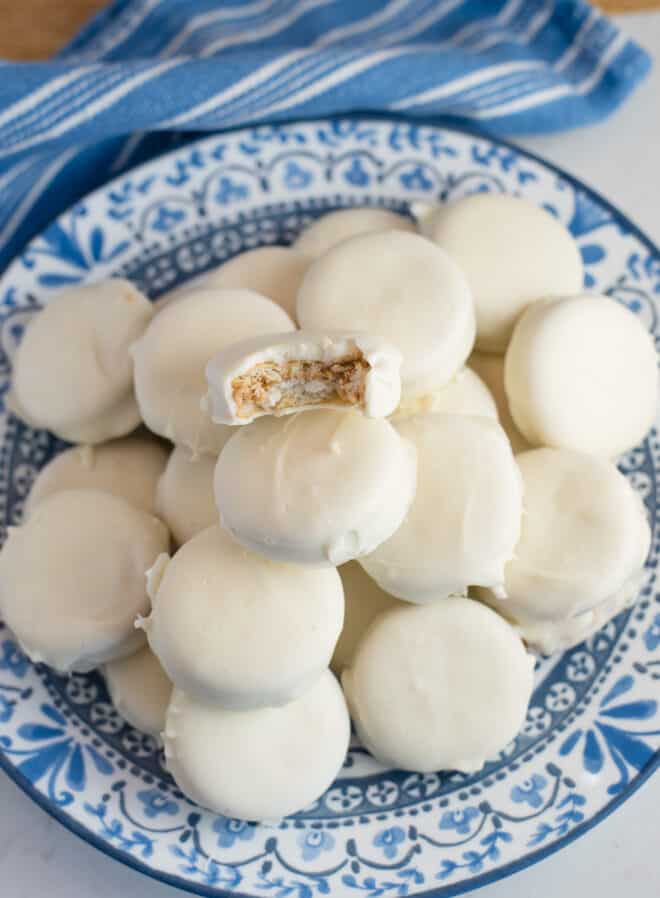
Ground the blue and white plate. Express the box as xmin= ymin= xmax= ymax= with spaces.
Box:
xmin=0 ymin=118 xmax=658 ymax=897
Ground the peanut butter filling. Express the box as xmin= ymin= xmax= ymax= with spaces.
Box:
xmin=231 ymin=353 xmax=370 ymax=419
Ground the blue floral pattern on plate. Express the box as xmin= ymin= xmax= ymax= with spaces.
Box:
xmin=0 ymin=118 xmax=658 ymax=897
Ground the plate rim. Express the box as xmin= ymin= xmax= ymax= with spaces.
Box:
xmin=2 ymin=736 xmax=658 ymax=898
xmin=0 ymin=113 xmax=658 ymax=898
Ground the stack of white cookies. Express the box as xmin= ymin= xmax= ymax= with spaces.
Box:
xmin=1 ymin=195 xmax=656 ymax=822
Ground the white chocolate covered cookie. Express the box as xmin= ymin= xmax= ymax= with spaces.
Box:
xmin=479 ymin=448 xmax=651 ymax=639
xmin=331 ymin=562 xmax=401 ymax=674
xmin=141 ymin=525 xmax=344 ymax=708
xmin=294 ymin=207 xmax=414 ymax=258
xmin=131 ymin=288 xmax=293 ymax=455
xmin=164 ymin=670 xmax=350 ymax=821
xmin=11 ymin=279 xmax=153 ymax=443
xmin=104 ymin=646 xmax=172 ymax=737
xmin=214 ymin=409 xmax=417 ymax=565
xmin=391 ymin=366 xmax=496 ymax=422
xmin=468 ymin=351 xmax=531 ymax=454
xmin=360 ymin=414 xmax=522 ymax=602
xmin=199 ymin=247 xmax=309 ymax=321
xmin=481 ymin=567 xmax=648 ymax=656
xmin=505 ymin=294 xmax=658 ymax=456
xmin=297 ymin=231 xmax=475 ymax=398
xmin=25 ymin=433 xmax=168 ymax=518
xmin=415 ymin=194 xmax=583 ymax=352
xmin=155 ymin=447 xmax=218 ymax=546
xmin=342 ymin=598 xmax=534 ymax=772
xmin=0 ymin=489 xmax=169 ymax=673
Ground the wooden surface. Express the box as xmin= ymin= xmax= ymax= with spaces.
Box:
xmin=600 ymin=0 xmax=660 ymax=8
xmin=0 ymin=0 xmax=107 ymax=60
xmin=0 ymin=0 xmax=658 ymax=60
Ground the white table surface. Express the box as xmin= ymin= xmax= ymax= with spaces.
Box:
xmin=1 ymin=10 xmax=660 ymax=898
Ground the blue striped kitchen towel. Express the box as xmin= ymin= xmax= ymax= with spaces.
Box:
xmin=0 ymin=0 xmax=651 ymax=272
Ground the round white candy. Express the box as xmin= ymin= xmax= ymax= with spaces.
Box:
xmin=132 ymin=288 xmax=294 ymax=456
xmin=297 ymin=231 xmax=475 ymax=398
xmin=416 ymin=194 xmax=583 ymax=352
xmin=151 ymin=278 xmax=211 ymax=312
xmin=360 ymin=414 xmax=522 ymax=602
xmin=25 ymin=433 xmax=168 ymax=518
xmin=155 ymin=447 xmax=218 ymax=546
xmin=164 ymin=670 xmax=350 ymax=821
xmin=215 ymin=409 xmax=417 ymax=566
xmin=342 ymin=598 xmax=534 ymax=773
xmin=468 ymin=352 xmax=531 ymax=454
xmin=587 ymin=570 xmax=648 ymax=637
xmin=141 ymin=525 xmax=344 ymax=708
xmin=0 ymin=489 xmax=169 ymax=673
xmin=12 ymin=279 xmax=153 ymax=443
xmin=331 ymin=562 xmax=401 ymax=674
xmin=104 ymin=646 xmax=172 ymax=737
xmin=482 ymin=448 xmax=651 ymax=632
xmin=484 ymin=567 xmax=648 ymax=656
xmin=294 ymin=207 xmax=415 ymax=258
xmin=200 ymin=247 xmax=309 ymax=321
xmin=505 ymin=294 xmax=658 ymax=457
xmin=391 ymin=366 xmax=496 ymax=421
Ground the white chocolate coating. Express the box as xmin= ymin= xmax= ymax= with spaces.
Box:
xmin=199 ymin=247 xmax=309 ymax=321
xmin=155 ymin=447 xmax=218 ymax=546
xmin=0 ymin=489 xmax=169 ymax=673
xmin=296 ymin=231 xmax=475 ymax=398
xmin=294 ymin=208 xmax=415 ymax=258
xmin=12 ymin=279 xmax=153 ymax=443
xmin=215 ymin=409 xmax=417 ymax=566
xmin=504 ymin=294 xmax=659 ymax=457
xmin=205 ymin=331 xmax=402 ymax=424
xmin=151 ymin=274 xmax=213 ymax=311
xmin=360 ymin=414 xmax=522 ymax=602
xmin=468 ymin=351 xmax=531 ymax=454
xmin=164 ymin=670 xmax=350 ymax=821
xmin=131 ymin=288 xmax=294 ymax=456
xmin=25 ymin=433 xmax=168 ymax=518
xmin=415 ymin=194 xmax=583 ymax=352
xmin=331 ymin=562 xmax=402 ymax=674
xmin=488 ymin=448 xmax=651 ymax=630
xmin=104 ymin=646 xmax=172 ymax=737
xmin=480 ymin=566 xmax=648 ymax=655
xmin=392 ymin=366 xmax=496 ymax=421
xmin=342 ymin=598 xmax=535 ymax=773
xmin=585 ymin=570 xmax=648 ymax=637
xmin=141 ymin=525 xmax=344 ymax=708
